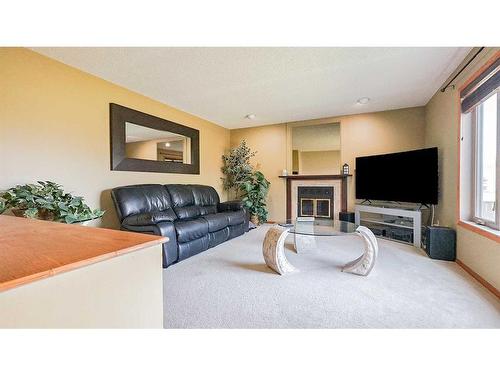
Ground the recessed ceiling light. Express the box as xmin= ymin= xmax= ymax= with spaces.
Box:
xmin=357 ymin=97 xmax=370 ymax=105
xmin=245 ymin=114 xmax=256 ymax=120
xmin=164 ymin=142 xmax=171 ymax=147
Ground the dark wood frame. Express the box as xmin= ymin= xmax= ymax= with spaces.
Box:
xmin=110 ymin=103 xmax=200 ymax=174
xmin=279 ymin=174 xmax=351 ymax=221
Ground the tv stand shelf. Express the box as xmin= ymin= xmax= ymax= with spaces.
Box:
xmin=355 ymin=204 xmax=423 ymax=247
xmin=358 ymin=218 xmax=414 ymax=229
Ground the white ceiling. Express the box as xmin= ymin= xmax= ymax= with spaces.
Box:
xmin=32 ymin=47 xmax=470 ymax=129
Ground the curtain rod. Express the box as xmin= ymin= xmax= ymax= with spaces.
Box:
xmin=440 ymin=47 xmax=485 ymax=92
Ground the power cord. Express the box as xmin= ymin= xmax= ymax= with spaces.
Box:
xmin=421 ymin=204 xmax=435 ymax=249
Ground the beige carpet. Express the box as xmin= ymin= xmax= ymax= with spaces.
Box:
xmin=163 ymin=224 xmax=500 ymax=328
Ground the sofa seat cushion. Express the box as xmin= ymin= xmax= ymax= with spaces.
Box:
xmin=202 ymin=213 xmax=230 ymax=233
xmin=174 ymin=205 xmax=201 ymax=220
xmin=227 ymin=210 xmax=246 ymax=226
xmin=175 ymin=218 xmax=209 ymax=243
xmin=199 ymin=205 xmax=217 ymax=216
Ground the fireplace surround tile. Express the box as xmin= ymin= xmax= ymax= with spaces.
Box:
xmin=280 ymin=174 xmax=350 ymax=222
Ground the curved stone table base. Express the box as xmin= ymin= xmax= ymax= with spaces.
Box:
xmin=263 ymin=224 xmax=378 ymax=276
xmin=293 ymin=233 xmax=317 ymax=253
xmin=342 ymin=226 xmax=378 ymax=276
xmin=262 ymin=225 xmax=297 ymax=275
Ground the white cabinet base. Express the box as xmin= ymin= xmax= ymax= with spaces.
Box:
xmin=0 ymin=244 xmax=163 ymax=328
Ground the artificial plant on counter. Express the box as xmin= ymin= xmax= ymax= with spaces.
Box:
xmin=221 ymin=140 xmax=271 ymax=224
xmin=0 ymin=181 xmax=104 ymax=224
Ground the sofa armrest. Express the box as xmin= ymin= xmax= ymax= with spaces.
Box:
xmin=122 ymin=209 xmax=177 ymax=226
xmin=121 ymin=221 xmax=179 ymax=268
xmin=218 ymin=200 xmax=245 ymax=212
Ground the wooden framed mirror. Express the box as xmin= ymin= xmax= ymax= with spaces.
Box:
xmin=110 ymin=103 xmax=200 ymax=174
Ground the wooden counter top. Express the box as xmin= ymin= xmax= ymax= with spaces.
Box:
xmin=0 ymin=216 xmax=168 ymax=292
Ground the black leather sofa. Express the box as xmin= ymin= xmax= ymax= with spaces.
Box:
xmin=111 ymin=184 xmax=248 ymax=268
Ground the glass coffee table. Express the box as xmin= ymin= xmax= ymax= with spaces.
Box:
xmin=262 ymin=218 xmax=378 ymax=276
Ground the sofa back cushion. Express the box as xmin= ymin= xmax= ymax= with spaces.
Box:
xmin=191 ymin=185 xmax=219 ymax=215
xmin=165 ymin=184 xmax=220 ymax=219
xmin=111 ymin=184 xmax=176 ymax=221
xmin=165 ymin=184 xmax=200 ymax=220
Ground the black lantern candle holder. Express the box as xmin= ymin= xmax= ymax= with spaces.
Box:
xmin=342 ymin=163 xmax=350 ymax=175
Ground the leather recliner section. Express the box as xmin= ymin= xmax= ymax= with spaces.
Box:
xmin=208 ymin=227 xmax=230 ymax=247
xmin=228 ymin=222 xmax=246 ymax=239
xmin=175 ymin=218 xmax=209 ymax=243
xmin=226 ymin=210 xmax=246 ymax=226
xmin=202 ymin=213 xmax=230 ymax=232
xmin=178 ymin=235 xmax=210 ymax=261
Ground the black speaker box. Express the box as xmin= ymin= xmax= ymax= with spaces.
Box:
xmin=424 ymin=226 xmax=456 ymax=261
xmin=339 ymin=211 xmax=355 ymax=223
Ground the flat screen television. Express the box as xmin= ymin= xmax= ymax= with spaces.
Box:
xmin=355 ymin=147 xmax=438 ymax=204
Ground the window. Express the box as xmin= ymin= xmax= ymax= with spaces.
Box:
xmin=472 ymin=93 xmax=499 ymax=228
xmin=460 ymin=56 xmax=500 ymax=232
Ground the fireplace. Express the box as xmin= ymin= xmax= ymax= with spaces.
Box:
xmin=279 ymin=174 xmax=350 ymax=221
xmin=297 ymin=186 xmax=334 ymax=219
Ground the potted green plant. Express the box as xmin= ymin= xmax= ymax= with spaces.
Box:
xmin=241 ymin=171 xmax=271 ymax=225
xmin=221 ymin=141 xmax=271 ymax=225
xmin=0 ymin=181 xmax=104 ymax=225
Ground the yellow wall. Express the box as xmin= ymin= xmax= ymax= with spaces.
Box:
xmin=425 ymin=47 xmax=500 ymax=291
xmin=292 ymin=150 xmax=299 ymax=173
xmin=125 ymin=138 xmax=187 ymax=162
xmin=0 ymin=48 xmax=230 ymax=229
xmin=230 ymin=124 xmax=288 ymax=221
xmin=125 ymin=140 xmax=159 ymax=160
xmin=299 ymin=150 xmax=341 ymax=175
xmin=291 ymin=123 xmax=340 ymax=151
xmin=231 ymin=107 xmax=426 ymax=222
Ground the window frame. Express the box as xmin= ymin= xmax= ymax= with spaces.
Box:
xmin=470 ymin=92 xmax=500 ymax=230
xmin=457 ymin=51 xmax=500 ymax=242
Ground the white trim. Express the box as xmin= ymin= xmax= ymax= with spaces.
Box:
xmin=461 ymin=220 xmax=500 ymax=238
xmin=469 ymin=92 xmax=499 ymax=231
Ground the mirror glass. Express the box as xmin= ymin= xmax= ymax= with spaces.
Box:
xmin=291 ymin=123 xmax=341 ymax=175
xmin=125 ymin=122 xmax=192 ymax=164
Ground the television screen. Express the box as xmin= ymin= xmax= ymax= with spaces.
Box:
xmin=355 ymin=147 xmax=438 ymax=204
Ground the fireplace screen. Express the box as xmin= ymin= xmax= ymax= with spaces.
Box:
xmin=300 ymin=198 xmax=331 ymax=217
xmin=297 ymin=186 xmax=334 ymax=219
xmin=300 ymin=199 xmax=314 ymax=216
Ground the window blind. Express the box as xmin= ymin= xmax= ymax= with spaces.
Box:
xmin=461 ymin=57 xmax=500 ymax=113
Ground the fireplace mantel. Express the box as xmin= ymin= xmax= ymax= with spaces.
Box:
xmin=279 ymin=174 xmax=352 ymax=221
xmin=279 ymin=174 xmax=352 ymax=180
